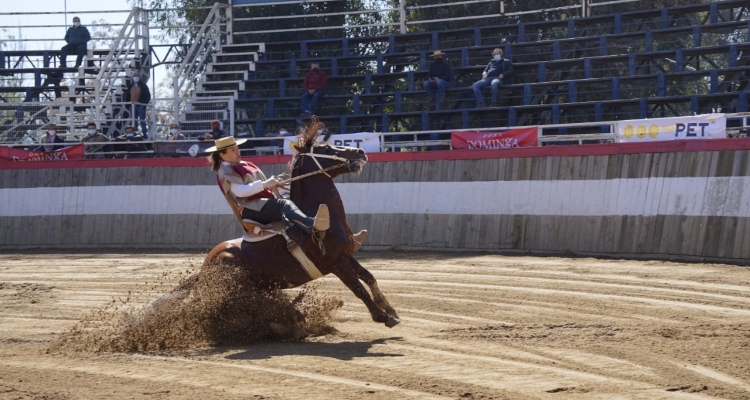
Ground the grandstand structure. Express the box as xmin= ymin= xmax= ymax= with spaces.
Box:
xmin=0 ymin=7 xmax=150 ymax=143
xmin=0 ymin=0 xmax=749 ymax=152
xmin=226 ymin=0 xmax=750 ymax=142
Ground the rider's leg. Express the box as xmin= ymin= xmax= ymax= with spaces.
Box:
xmin=281 ymin=200 xmax=329 ymax=233
xmin=248 ymin=198 xmax=329 ymax=233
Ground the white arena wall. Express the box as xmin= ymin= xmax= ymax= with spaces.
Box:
xmin=1 ymin=139 xmax=749 ymax=264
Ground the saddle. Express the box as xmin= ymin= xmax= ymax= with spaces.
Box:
xmin=241 ymin=219 xmax=284 ymax=242
xmin=241 ymin=217 xmax=325 ymax=279
xmin=241 ymin=218 xmax=367 ymax=252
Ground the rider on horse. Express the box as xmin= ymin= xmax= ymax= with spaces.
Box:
xmin=207 ymin=136 xmax=330 ymax=235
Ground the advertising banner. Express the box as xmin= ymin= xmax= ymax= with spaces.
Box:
xmin=615 ymin=114 xmax=726 ymax=143
xmin=154 ymin=141 xmax=214 ymax=158
xmin=0 ymin=143 xmax=84 ymax=162
xmin=451 ymin=127 xmax=538 ymax=150
xmin=281 ymin=132 xmax=381 ymax=155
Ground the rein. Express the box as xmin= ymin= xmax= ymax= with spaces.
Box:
xmin=279 ymin=150 xmax=352 ymax=185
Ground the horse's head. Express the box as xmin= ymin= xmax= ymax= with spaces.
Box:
xmin=293 ymin=142 xmax=368 ymax=178
xmin=291 ymin=116 xmax=368 ymax=178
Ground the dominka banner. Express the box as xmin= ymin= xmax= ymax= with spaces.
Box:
xmin=0 ymin=143 xmax=84 ymax=162
xmin=451 ymin=127 xmax=539 ymax=150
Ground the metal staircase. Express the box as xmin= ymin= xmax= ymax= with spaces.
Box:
xmin=172 ymin=3 xmax=267 ymax=138
xmin=93 ymin=7 xmax=151 ymax=138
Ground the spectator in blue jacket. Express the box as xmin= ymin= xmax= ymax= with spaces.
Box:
xmin=472 ymin=48 xmax=514 ymax=108
xmin=60 ymin=16 xmax=91 ymax=69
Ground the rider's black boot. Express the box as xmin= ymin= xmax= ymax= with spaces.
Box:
xmin=281 ymin=202 xmax=330 ymax=234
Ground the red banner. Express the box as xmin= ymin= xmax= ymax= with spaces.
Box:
xmin=0 ymin=144 xmax=85 ymax=162
xmin=451 ymin=127 xmax=538 ymax=150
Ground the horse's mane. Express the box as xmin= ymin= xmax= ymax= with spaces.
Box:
xmin=288 ymin=116 xmax=323 ymax=174
xmin=294 ymin=116 xmax=321 ymax=150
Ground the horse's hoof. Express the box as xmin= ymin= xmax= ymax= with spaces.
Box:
xmin=385 ymin=317 xmax=401 ymax=328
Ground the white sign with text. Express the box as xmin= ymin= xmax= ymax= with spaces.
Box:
xmin=615 ymin=114 xmax=726 ymax=143
xmin=282 ymin=132 xmax=381 ymax=155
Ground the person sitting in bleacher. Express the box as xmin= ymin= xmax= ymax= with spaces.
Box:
xmin=198 ymin=120 xmax=229 ymax=141
xmin=34 ymin=123 xmax=66 ymax=152
xmin=472 ymin=48 xmax=514 ymax=108
xmin=316 ymin=121 xmax=333 ymax=141
xmin=423 ymin=50 xmax=452 ymax=111
xmin=166 ymin=123 xmax=186 ymax=140
xmin=301 ymin=62 xmax=327 ymax=116
xmin=265 ymin=127 xmax=292 ymax=137
xmin=60 ymin=16 xmax=91 ymax=69
xmin=81 ymin=122 xmax=111 ymax=159
xmin=113 ymin=125 xmax=147 ymax=158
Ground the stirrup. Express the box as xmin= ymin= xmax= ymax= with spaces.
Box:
xmin=313 ymin=204 xmax=330 ymax=232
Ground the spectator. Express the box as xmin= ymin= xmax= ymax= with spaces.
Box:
xmin=81 ymin=122 xmax=110 ymax=159
xmin=60 ymin=16 xmax=91 ymax=69
xmin=113 ymin=125 xmax=147 ymax=158
xmin=35 ymin=123 xmax=66 ymax=152
xmin=472 ymin=47 xmax=514 ymax=108
xmin=266 ymin=127 xmax=292 ymax=137
xmin=199 ymin=120 xmax=229 ymax=141
xmin=123 ymin=73 xmax=151 ymax=138
xmin=315 ymin=121 xmax=333 ymax=141
xmin=166 ymin=123 xmax=186 ymax=140
xmin=123 ymin=125 xmax=139 ymax=139
xmin=301 ymin=62 xmax=327 ymax=116
xmin=423 ymin=50 xmax=452 ymax=110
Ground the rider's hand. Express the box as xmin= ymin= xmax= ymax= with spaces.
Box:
xmin=263 ymin=176 xmax=282 ymax=189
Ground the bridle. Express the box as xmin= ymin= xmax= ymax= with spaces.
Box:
xmin=280 ymin=145 xmax=364 ymax=185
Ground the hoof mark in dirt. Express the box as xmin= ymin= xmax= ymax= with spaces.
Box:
xmin=665 ymin=384 xmax=708 ymax=392
xmin=546 ymin=386 xmax=589 ymax=393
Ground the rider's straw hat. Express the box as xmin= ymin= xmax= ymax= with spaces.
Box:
xmin=205 ymin=136 xmax=247 ymax=152
xmin=430 ymin=50 xmax=443 ymax=57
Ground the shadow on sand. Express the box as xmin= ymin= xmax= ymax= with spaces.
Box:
xmin=225 ymin=337 xmax=405 ymax=361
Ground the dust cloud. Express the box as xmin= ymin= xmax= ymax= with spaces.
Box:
xmin=47 ymin=262 xmax=342 ymax=354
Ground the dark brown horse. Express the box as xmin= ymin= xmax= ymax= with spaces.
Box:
xmin=199 ymin=126 xmax=400 ymax=328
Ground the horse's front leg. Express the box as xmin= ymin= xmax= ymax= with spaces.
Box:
xmin=332 ymin=257 xmax=400 ymax=328
xmin=349 ymin=256 xmax=399 ymax=319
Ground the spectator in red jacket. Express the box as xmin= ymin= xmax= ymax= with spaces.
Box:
xmin=301 ymin=62 xmax=327 ymax=116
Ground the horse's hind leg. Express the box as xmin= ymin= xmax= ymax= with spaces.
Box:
xmin=349 ymin=256 xmax=399 ymax=319
xmin=333 ymin=257 xmax=400 ymax=328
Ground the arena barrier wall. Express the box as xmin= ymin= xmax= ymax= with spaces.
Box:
xmin=1 ymin=139 xmax=749 ymax=264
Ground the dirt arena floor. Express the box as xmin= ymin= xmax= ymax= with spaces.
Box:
xmin=1 ymin=251 xmax=749 ymax=400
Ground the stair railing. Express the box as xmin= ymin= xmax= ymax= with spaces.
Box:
xmin=172 ymin=2 xmax=224 ymax=120
xmin=93 ymin=7 xmax=150 ymax=137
